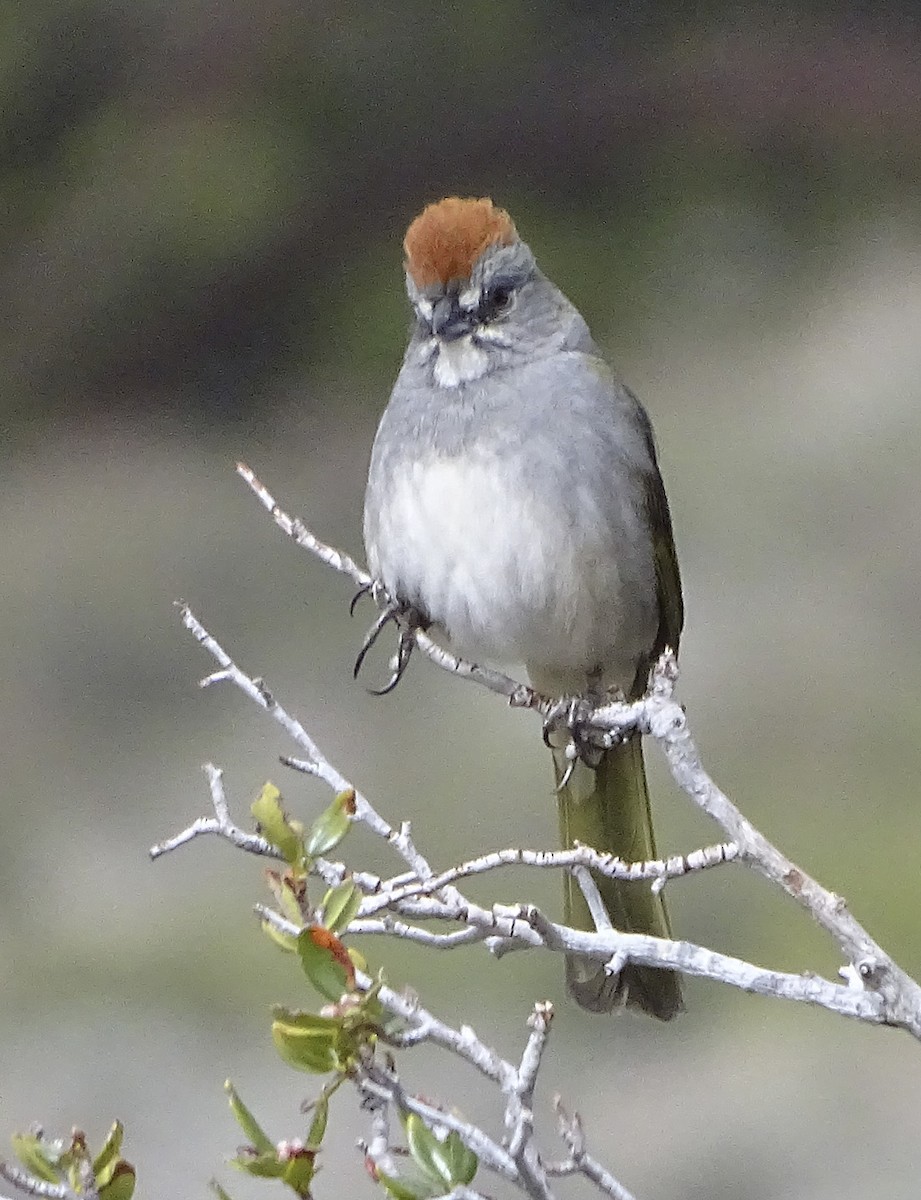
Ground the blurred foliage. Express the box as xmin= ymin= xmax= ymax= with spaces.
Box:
xmin=3 ymin=0 xmax=921 ymax=427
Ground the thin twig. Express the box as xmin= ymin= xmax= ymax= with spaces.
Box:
xmin=506 ymin=1002 xmax=553 ymax=1162
xmin=0 ymin=1163 xmax=82 ymax=1200
xmin=150 ymin=763 xmax=277 ymax=860
xmin=573 ymin=867 xmax=613 ymax=933
xmin=361 ymin=841 xmax=739 ymax=912
xmin=550 ymin=1099 xmax=638 ymax=1200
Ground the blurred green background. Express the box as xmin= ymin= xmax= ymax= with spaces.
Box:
xmin=3 ymin=1 xmax=921 ymax=1196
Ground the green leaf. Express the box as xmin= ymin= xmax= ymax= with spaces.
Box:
xmin=404 ymin=1117 xmax=476 ymax=1189
xmin=98 ymin=1161 xmax=136 ymax=1200
xmin=305 ymin=789 xmax=355 ymax=857
xmin=376 ymin=1171 xmax=431 ymax=1200
xmin=260 ymin=918 xmax=298 ymax=953
xmin=306 ymin=1090 xmax=330 ymax=1148
xmin=251 ymin=783 xmax=305 ymax=867
xmin=230 ymin=1149 xmax=285 ymax=1180
xmin=297 ymin=927 xmax=354 ymax=1001
xmin=321 ymin=880 xmax=362 ymax=934
xmin=266 ymin=866 xmax=309 ymax=927
xmin=279 ymin=879 xmax=307 ymax=925
xmin=92 ymin=1121 xmax=125 ymax=1187
xmin=230 ymin=1140 xmax=316 ymax=1198
xmin=281 ymin=1147 xmax=317 ymax=1197
xmin=210 ymin=1182 xmax=235 ymax=1200
xmin=224 ymin=1081 xmax=274 ymax=1155
xmin=405 ymin=1114 xmax=453 ymax=1188
xmin=273 ymin=1007 xmax=343 ymax=1033
xmin=439 ymin=1131 xmax=478 ymax=1187
xmin=272 ymin=1009 xmax=343 ymax=1075
xmin=57 ymin=1130 xmax=85 ymax=1179
xmin=354 ymin=971 xmax=385 ymax=1026
xmin=11 ymin=1133 xmax=61 ymax=1184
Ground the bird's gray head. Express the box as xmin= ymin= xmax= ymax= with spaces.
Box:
xmin=402 ymin=197 xmax=586 ymax=387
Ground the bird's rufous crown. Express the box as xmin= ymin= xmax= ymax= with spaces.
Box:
xmin=403 ymin=197 xmax=517 ymax=288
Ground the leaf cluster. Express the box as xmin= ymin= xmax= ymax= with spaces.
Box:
xmin=5 ymin=1122 xmax=135 ymax=1200
xmin=216 ymin=783 xmax=478 ymax=1200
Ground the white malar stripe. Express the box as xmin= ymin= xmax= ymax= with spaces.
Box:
xmin=433 ymin=336 xmax=489 ymax=387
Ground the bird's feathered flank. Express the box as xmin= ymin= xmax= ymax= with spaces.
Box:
xmin=404 ymin=197 xmax=517 ymax=288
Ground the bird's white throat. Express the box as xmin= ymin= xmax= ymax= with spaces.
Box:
xmin=432 ymin=335 xmax=489 ymax=388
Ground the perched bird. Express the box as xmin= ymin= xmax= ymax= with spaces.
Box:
xmin=362 ymin=197 xmax=684 ymax=1019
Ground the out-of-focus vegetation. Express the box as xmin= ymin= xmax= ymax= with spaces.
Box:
xmin=2 ymin=3 xmax=921 ymax=1197
xmin=4 ymin=0 xmax=921 ymax=424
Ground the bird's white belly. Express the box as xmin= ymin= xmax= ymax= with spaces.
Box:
xmin=369 ymin=453 xmax=631 ymax=675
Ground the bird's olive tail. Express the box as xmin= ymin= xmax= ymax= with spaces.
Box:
xmin=555 ymin=736 xmax=683 ymax=1020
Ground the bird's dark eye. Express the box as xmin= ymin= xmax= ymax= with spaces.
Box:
xmin=480 ymin=282 xmax=515 ymax=320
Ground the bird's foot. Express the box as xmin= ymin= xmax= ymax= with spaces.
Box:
xmin=352 ymin=587 xmax=427 ymax=695
xmin=542 ymin=695 xmax=606 ymax=783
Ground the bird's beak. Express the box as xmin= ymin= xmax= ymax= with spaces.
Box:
xmin=430 ymin=295 xmax=474 ymax=342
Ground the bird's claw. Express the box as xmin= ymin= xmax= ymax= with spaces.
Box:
xmin=349 ymin=583 xmax=372 ymax=616
xmin=353 ymin=591 xmax=426 ymax=695
xmin=353 ymin=600 xmax=402 ymax=680
xmin=541 ymin=698 xmax=567 ymax=749
xmin=367 ymin=624 xmax=416 ymax=695
xmin=542 ymin=695 xmax=605 ymax=775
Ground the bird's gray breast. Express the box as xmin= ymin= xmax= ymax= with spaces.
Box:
xmin=363 ymin=357 xmax=659 ymax=684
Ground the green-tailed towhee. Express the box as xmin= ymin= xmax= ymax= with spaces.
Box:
xmin=362 ymin=197 xmax=684 ymax=1019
